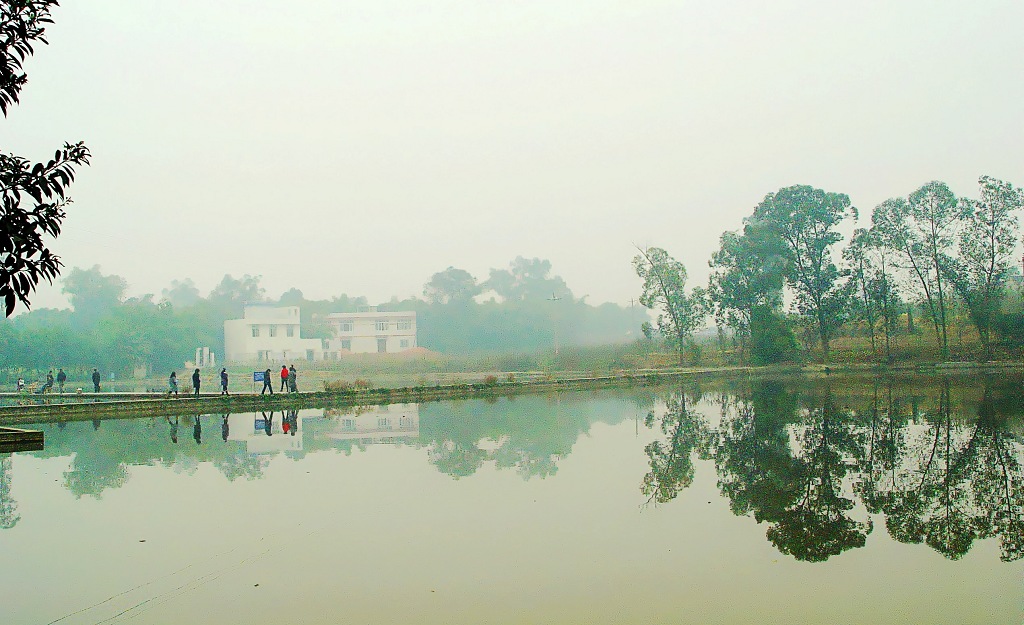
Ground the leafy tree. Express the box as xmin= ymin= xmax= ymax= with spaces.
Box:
xmin=423 ymin=266 xmax=481 ymax=304
xmin=61 ymin=265 xmax=127 ymax=326
xmin=161 ymin=278 xmax=202 ymax=309
xmin=843 ymin=228 xmax=903 ymax=361
xmin=873 ymin=182 xmax=965 ymax=359
xmin=750 ymin=185 xmax=856 ymax=362
xmin=947 ymin=176 xmax=1024 ymax=360
xmin=632 ymin=246 xmax=710 ymax=366
xmin=207 ymin=274 xmax=265 ymax=317
xmin=1 ymin=1 xmax=90 ymax=315
xmin=748 ymin=306 xmax=798 ymax=365
xmin=708 ymin=225 xmax=785 ymax=361
xmin=485 ymin=257 xmax=572 ymax=302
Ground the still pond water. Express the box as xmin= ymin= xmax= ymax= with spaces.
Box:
xmin=1 ymin=375 xmax=1022 ymax=624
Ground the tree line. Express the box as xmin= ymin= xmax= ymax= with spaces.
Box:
xmin=0 ymin=257 xmax=638 ymax=379
xmin=634 ymin=177 xmax=1024 ymax=364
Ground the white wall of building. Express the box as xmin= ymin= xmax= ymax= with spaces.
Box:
xmin=224 ymin=305 xmax=323 ymax=363
xmin=323 ymin=308 xmax=417 ymax=356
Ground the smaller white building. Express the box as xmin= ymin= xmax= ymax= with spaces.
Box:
xmin=323 ymin=307 xmax=417 ymax=357
xmin=224 ymin=306 xmax=323 ymax=363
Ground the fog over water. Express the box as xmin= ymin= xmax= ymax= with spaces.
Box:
xmin=2 ymin=1 xmax=1023 ymax=309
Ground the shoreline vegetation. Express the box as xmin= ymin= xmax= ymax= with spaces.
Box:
xmin=2 ymin=357 xmax=1022 ymax=426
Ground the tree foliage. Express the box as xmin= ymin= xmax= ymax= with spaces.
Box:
xmin=749 ymin=185 xmax=856 ymax=362
xmin=632 ymin=246 xmax=710 ymax=365
xmin=946 ymin=176 xmax=1024 ymax=359
xmin=708 ymin=226 xmax=785 ymax=360
xmin=423 ymin=266 xmax=481 ymax=305
xmin=1 ymin=0 xmax=89 ymax=315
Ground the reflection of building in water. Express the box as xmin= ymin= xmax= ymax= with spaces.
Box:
xmin=324 ymin=403 xmax=419 ymax=445
xmin=226 ymin=409 xmax=318 ymax=454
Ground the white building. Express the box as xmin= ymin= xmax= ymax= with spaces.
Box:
xmin=322 ymin=306 xmax=417 ymax=357
xmin=224 ymin=306 xmax=323 ymax=363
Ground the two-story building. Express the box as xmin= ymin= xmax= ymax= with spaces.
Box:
xmin=323 ymin=306 xmax=417 ymax=356
xmin=224 ymin=305 xmax=323 ymax=363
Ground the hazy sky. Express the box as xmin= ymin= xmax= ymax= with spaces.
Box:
xmin=4 ymin=1 xmax=1023 ymax=311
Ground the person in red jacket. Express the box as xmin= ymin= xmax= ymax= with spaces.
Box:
xmin=280 ymin=365 xmax=289 ymax=392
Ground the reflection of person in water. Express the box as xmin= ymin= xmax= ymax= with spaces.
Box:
xmin=193 ymin=415 xmax=202 ymax=444
xmin=262 ymin=412 xmax=273 ymax=436
xmin=282 ymin=417 xmax=291 ymax=435
xmin=221 ymin=414 xmax=229 ymax=442
xmin=288 ymin=410 xmax=298 ymax=436
xmin=92 ymin=420 xmax=101 ymax=431
xmin=168 ymin=417 xmax=179 ymax=444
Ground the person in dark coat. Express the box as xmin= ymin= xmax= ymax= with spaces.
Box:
xmin=92 ymin=368 xmax=101 ymax=392
xmin=288 ymin=365 xmax=297 ymax=393
xmin=192 ymin=368 xmax=201 ymax=396
xmin=56 ymin=368 xmax=67 ymax=394
xmin=261 ymin=368 xmax=274 ymax=395
xmin=220 ymin=368 xmax=229 ymax=395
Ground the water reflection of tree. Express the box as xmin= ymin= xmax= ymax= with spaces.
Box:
xmin=420 ymin=394 xmax=642 ymax=480
xmin=854 ymin=381 xmax=909 ymax=517
xmin=881 ymin=380 xmax=980 ymax=559
xmin=712 ymin=382 xmax=873 ymax=561
xmin=714 ymin=381 xmax=802 ymax=523
xmin=872 ymin=379 xmax=1024 ymax=561
xmin=764 ymin=387 xmax=872 ymax=562
xmin=966 ymin=385 xmax=1024 ymax=561
xmin=0 ymin=454 xmax=19 ymax=529
xmin=641 ymin=383 xmax=711 ymax=504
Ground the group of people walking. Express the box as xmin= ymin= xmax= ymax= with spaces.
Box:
xmin=166 ymin=365 xmax=299 ymax=397
xmin=260 ymin=365 xmax=298 ymax=395
xmin=167 ymin=367 xmax=232 ymax=397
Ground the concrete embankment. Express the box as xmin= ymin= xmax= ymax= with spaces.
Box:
xmin=2 ymin=361 xmax=1019 ymax=426
xmin=0 ymin=369 xmax=739 ymax=425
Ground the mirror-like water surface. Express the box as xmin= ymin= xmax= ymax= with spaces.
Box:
xmin=2 ymin=375 xmax=1022 ymax=624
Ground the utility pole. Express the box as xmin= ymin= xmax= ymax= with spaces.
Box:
xmin=547 ymin=293 xmax=562 ymax=355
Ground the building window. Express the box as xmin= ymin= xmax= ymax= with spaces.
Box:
xmin=341 ymin=339 xmax=351 ymax=350
xmin=377 ymin=338 xmax=387 ymax=353
xmin=339 ymin=321 xmax=353 ymax=332
xmin=287 ymin=326 xmax=295 ymax=337
xmin=377 ymin=417 xmax=392 ymax=430
xmin=397 ymin=320 xmax=412 ymax=331
xmin=252 ymin=326 xmax=260 ymax=338
xmin=269 ymin=325 xmax=278 ymax=338
xmin=306 ymin=349 xmax=314 ymax=361
xmin=342 ymin=419 xmax=356 ymax=431
xmin=376 ymin=321 xmax=389 ymax=331
xmin=400 ymin=339 xmax=409 ymax=349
